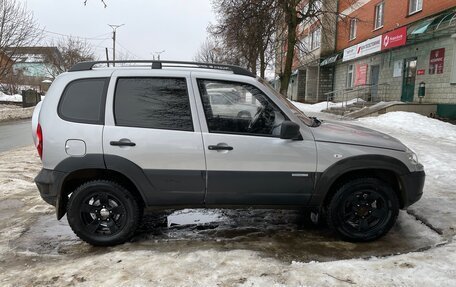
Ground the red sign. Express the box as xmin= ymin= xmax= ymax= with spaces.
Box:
xmin=381 ymin=26 xmax=407 ymax=50
xmin=417 ymin=69 xmax=425 ymax=75
xmin=355 ymin=64 xmax=368 ymax=86
xmin=429 ymin=48 xmax=445 ymax=74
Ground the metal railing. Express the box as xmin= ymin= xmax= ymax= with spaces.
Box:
xmin=324 ymin=83 xmax=390 ymax=112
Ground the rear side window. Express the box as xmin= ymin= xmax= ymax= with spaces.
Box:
xmin=114 ymin=77 xmax=193 ymax=131
xmin=58 ymin=78 xmax=109 ymax=124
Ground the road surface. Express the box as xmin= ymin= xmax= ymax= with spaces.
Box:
xmin=0 ymin=119 xmax=32 ymax=153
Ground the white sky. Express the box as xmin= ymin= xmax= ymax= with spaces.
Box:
xmin=21 ymin=0 xmax=215 ymax=61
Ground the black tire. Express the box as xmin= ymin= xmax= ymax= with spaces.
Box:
xmin=326 ymin=178 xmax=399 ymax=242
xmin=67 ymin=180 xmax=141 ymax=246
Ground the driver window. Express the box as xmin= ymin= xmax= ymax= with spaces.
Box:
xmin=198 ymin=79 xmax=287 ymax=137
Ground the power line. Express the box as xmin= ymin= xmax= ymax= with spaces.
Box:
xmin=42 ymin=29 xmax=111 ymax=41
xmin=116 ymin=41 xmax=141 ymax=59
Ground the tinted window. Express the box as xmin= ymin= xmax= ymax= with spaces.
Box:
xmin=114 ymin=78 xmax=193 ymax=131
xmin=198 ymin=80 xmax=287 ymax=137
xmin=58 ymin=78 xmax=109 ymax=124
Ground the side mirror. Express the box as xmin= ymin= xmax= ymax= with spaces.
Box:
xmin=280 ymin=121 xmax=302 ymax=140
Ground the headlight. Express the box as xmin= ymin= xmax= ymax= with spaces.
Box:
xmin=406 ymin=148 xmax=423 ymax=170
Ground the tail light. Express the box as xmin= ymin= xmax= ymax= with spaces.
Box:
xmin=36 ymin=123 xmax=43 ymax=159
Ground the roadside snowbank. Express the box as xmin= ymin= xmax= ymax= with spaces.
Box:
xmin=0 ymin=105 xmax=34 ymax=122
xmin=0 ymin=93 xmax=22 ymax=102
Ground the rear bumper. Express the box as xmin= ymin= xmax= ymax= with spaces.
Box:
xmin=399 ymin=170 xmax=425 ymax=208
xmin=34 ymin=168 xmax=66 ymax=206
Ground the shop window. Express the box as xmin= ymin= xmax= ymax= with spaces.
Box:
xmin=409 ymin=0 xmax=423 ymax=15
xmin=349 ymin=18 xmax=357 ymax=40
xmin=374 ymin=2 xmax=384 ymax=30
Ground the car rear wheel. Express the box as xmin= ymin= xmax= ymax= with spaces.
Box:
xmin=67 ymin=180 xmax=141 ymax=246
xmin=327 ymin=178 xmax=399 ymax=242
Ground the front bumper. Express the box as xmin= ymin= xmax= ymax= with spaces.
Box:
xmin=34 ymin=168 xmax=66 ymax=206
xmin=399 ymin=170 xmax=425 ymax=208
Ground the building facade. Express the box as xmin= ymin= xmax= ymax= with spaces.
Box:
xmin=333 ymin=0 xmax=456 ymax=117
xmin=277 ymin=0 xmax=456 ymax=117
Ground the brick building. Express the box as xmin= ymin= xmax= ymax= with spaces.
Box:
xmin=278 ymin=0 xmax=456 ymax=117
xmin=333 ymin=0 xmax=456 ymax=117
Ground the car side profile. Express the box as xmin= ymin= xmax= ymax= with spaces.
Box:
xmin=32 ymin=60 xmax=425 ymax=246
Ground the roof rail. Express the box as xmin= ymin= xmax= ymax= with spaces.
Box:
xmin=68 ymin=60 xmax=255 ymax=77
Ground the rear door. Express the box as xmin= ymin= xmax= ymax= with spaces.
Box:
xmin=103 ymin=70 xmax=206 ymax=206
xmin=192 ymin=74 xmax=317 ymax=206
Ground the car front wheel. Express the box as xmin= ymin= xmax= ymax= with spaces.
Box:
xmin=327 ymin=178 xmax=399 ymax=242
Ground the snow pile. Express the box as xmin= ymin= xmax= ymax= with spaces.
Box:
xmin=0 ymin=93 xmax=22 ymax=102
xmin=291 ymin=98 xmax=364 ymax=113
xmin=358 ymin=111 xmax=456 ymax=142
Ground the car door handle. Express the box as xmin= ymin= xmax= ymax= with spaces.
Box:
xmin=110 ymin=140 xmax=136 ymax=147
xmin=208 ymin=145 xmax=233 ymax=151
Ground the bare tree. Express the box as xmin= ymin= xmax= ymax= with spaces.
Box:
xmin=277 ymin=0 xmax=353 ymax=95
xmin=46 ymin=37 xmax=95 ymax=77
xmin=210 ymin=0 xmax=281 ymax=78
xmin=0 ymin=0 xmax=41 ymax=81
xmin=193 ymin=37 xmax=241 ymax=65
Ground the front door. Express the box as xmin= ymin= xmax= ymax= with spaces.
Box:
xmin=103 ymin=70 xmax=207 ymax=205
xmin=370 ymin=65 xmax=380 ymax=101
xmin=194 ymin=77 xmax=317 ymax=206
xmin=401 ymin=58 xmax=417 ymax=102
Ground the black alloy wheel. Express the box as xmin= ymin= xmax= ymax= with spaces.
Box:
xmin=327 ymin=178 xmax=399 ymax=242
xmin=67 ymin=180 xmax=141 ymax=246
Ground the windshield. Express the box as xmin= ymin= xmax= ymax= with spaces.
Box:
xmin=258 ymin=78 xmax=314 ymax=126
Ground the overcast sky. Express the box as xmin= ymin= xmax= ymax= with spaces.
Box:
xmin=21 ymin=0 xmax=215 ymax=61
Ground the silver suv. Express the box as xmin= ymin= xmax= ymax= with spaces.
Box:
xmin=32 ymin=61 xmax=425 ymax=246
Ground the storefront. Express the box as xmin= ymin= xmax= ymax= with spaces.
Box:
xmin=332 ymin=9 xmax=456 ymax=117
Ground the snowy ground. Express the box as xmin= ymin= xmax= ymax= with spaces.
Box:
xmin=0 ymin=109 xmax=455 ymax=286
xmin=0 ymin=104 xmax=34 ymax=122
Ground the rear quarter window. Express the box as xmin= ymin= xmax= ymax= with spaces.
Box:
xmin=58 ymin=78 xmax=109 ymax=124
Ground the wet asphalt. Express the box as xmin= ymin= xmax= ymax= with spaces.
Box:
xmin=0 ymin=119 xmax=32 ymax=153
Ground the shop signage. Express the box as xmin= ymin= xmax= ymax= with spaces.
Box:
xmin=417 ymin=69 xmax=425 ymax=75
xmin=355 ymin=64 xmax=368 ymax=86
xmin=429 ymin=48 xmax=445 ymax=74
xmin=343 ymin=27 xmax=407 ymax=62
xmin=382 ymin=27 xmax=407 ymax=50
xmin=357 ymin=36 xmax=382 ymax=58
xmin=343 ymin=45 xmax=357 ymax=62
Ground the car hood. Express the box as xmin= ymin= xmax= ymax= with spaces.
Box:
xmin=311 ymin=121 xmax=406 ymax=151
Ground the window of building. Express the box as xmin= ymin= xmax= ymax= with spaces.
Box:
xmin=311 ymin=27 xmax=321 ymax=50
xmin=198 ymin=79 xmax=287 ymax=137
xmin=409 ymin=0 xmax=423 ymax=15
xmin=58 ymin=78 xmax=109 ymax=124
xmin=301 ymin=35 xmax=311 ymax=53
xmin=114 ymin=77 xmax=193 ymax=131
xmin=374 ymin=2 xmax=385 ymax=30
xmin=349 ymin=18 xmax=357 ymax=40
xmin=346 ymin=64 xmax=354 ymax=88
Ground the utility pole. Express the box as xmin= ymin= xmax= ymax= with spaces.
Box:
xmin=105 ymin=47 xmax=110 ymax=67
xmin=152 ymin=50 xmax=165 ymax=61
xmin=108 ymin=24 xmax=124 ymax=66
